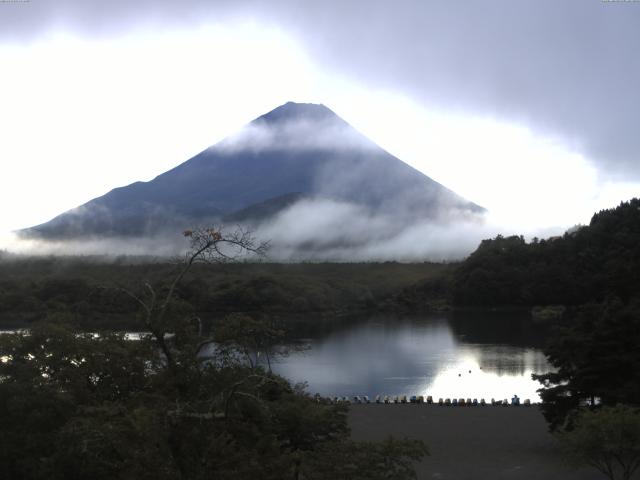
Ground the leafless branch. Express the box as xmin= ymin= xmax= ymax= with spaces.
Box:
xmin=110 ymin=226 xmax=268 ymax=371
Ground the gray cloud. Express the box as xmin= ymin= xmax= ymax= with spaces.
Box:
xmin=272 ymin=0 xmax=640 ymax=181
xmin=2 ymin=0 xmax=639 ymax=180
xmin=217 ymin=117 xmax=375 ymax=154
xmin=250 ymin=198 xmax=495 ymax=262
xmin=5 ymin=199 xmax=497 ymax=261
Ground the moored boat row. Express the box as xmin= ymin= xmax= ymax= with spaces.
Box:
xmin=321 ymin=394 xmax=533 ymax=406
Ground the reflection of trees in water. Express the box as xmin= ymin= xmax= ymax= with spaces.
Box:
xmin=467 ymin=345 xmax=550 ymax=376
xmin=278 ymin=313 xmax=450 ymax=343
xmin=273 ymin=310 xmax=552 ymax=349
xmin=270 ymin=313 xmax=552 ymax=398
xmin=447 ymin=310 xmax=551 ymax=348
xmin=446 ymin=310 xmax=554 ymax=376
xmin=206 ymin=312 xmax=371 ymax=342
xmin=281 ymin=312 xmax=374 ymax=340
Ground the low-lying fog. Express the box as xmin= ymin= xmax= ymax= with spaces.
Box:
xmin=1 ymin=198 xmax=562 ymax=262
xmin=0 ymin=110 xmax=570 ymax=262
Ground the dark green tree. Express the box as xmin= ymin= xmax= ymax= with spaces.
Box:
xmin=534 ymin=299 xmax=640 ymax=430
xmin=452 ymin=198 xmax=640 ymax=308
xmin=556 ymin=405 xmax=640 ymax=480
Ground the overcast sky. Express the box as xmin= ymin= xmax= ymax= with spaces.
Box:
xmin=1 ymin=0 xmax=639 ymax=244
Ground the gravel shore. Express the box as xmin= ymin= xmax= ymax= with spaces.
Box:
xmin=348 ymin=404 xmax=604 ymax=480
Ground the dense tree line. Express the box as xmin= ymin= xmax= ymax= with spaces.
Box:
xmin=0 ymin=259 xmax=447 ymax=330
xmin=534 ymin=298 xmax=640 ymax=429
xmin=452 ymin=198 xmax=640 ymax=307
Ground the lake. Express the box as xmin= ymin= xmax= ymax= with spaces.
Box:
xmin=1 ymin=311 xmax=553 ymax=402
xmin=269 ymin=312 xmax=552 ymax=402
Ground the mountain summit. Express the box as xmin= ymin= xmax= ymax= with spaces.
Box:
xmin=257 ymin=101 xmax=338 ymax=123
xmin=22 ymin=102 xmax=484 ymax=240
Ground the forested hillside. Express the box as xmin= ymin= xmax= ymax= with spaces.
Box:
xmin=452 ymin=198 xmax=640 ymax=307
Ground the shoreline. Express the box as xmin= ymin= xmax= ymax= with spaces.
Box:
xmin=348 ymin=404 xmax=602 ymax=480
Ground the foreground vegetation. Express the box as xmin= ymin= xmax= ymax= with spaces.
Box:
xmin=557 ymin=405 xmax=640 ymax=480
xmin=0 ymin=322 xmax=428 ymax=480
xmin=0 ymin=227 xmax=428 ymax=479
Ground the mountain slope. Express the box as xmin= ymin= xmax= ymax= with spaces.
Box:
xmin=22 ymin=102 xmax=484 ymax=239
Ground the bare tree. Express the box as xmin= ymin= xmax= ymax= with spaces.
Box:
xmin=119 ymin=225 xmax=268 ymax=369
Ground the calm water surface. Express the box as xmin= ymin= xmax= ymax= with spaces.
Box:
xmin=271 ymin=312 xmax=551 ymax=402
xmin=1 ymin=312 xmax=552 ymax=402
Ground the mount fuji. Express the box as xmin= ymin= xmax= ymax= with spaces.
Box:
xmin=22 ymin=102 xmax=484 ymax=244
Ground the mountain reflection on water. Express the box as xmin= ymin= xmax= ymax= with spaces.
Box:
xmin=270 ymin=312 xmax=552 ymax=401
